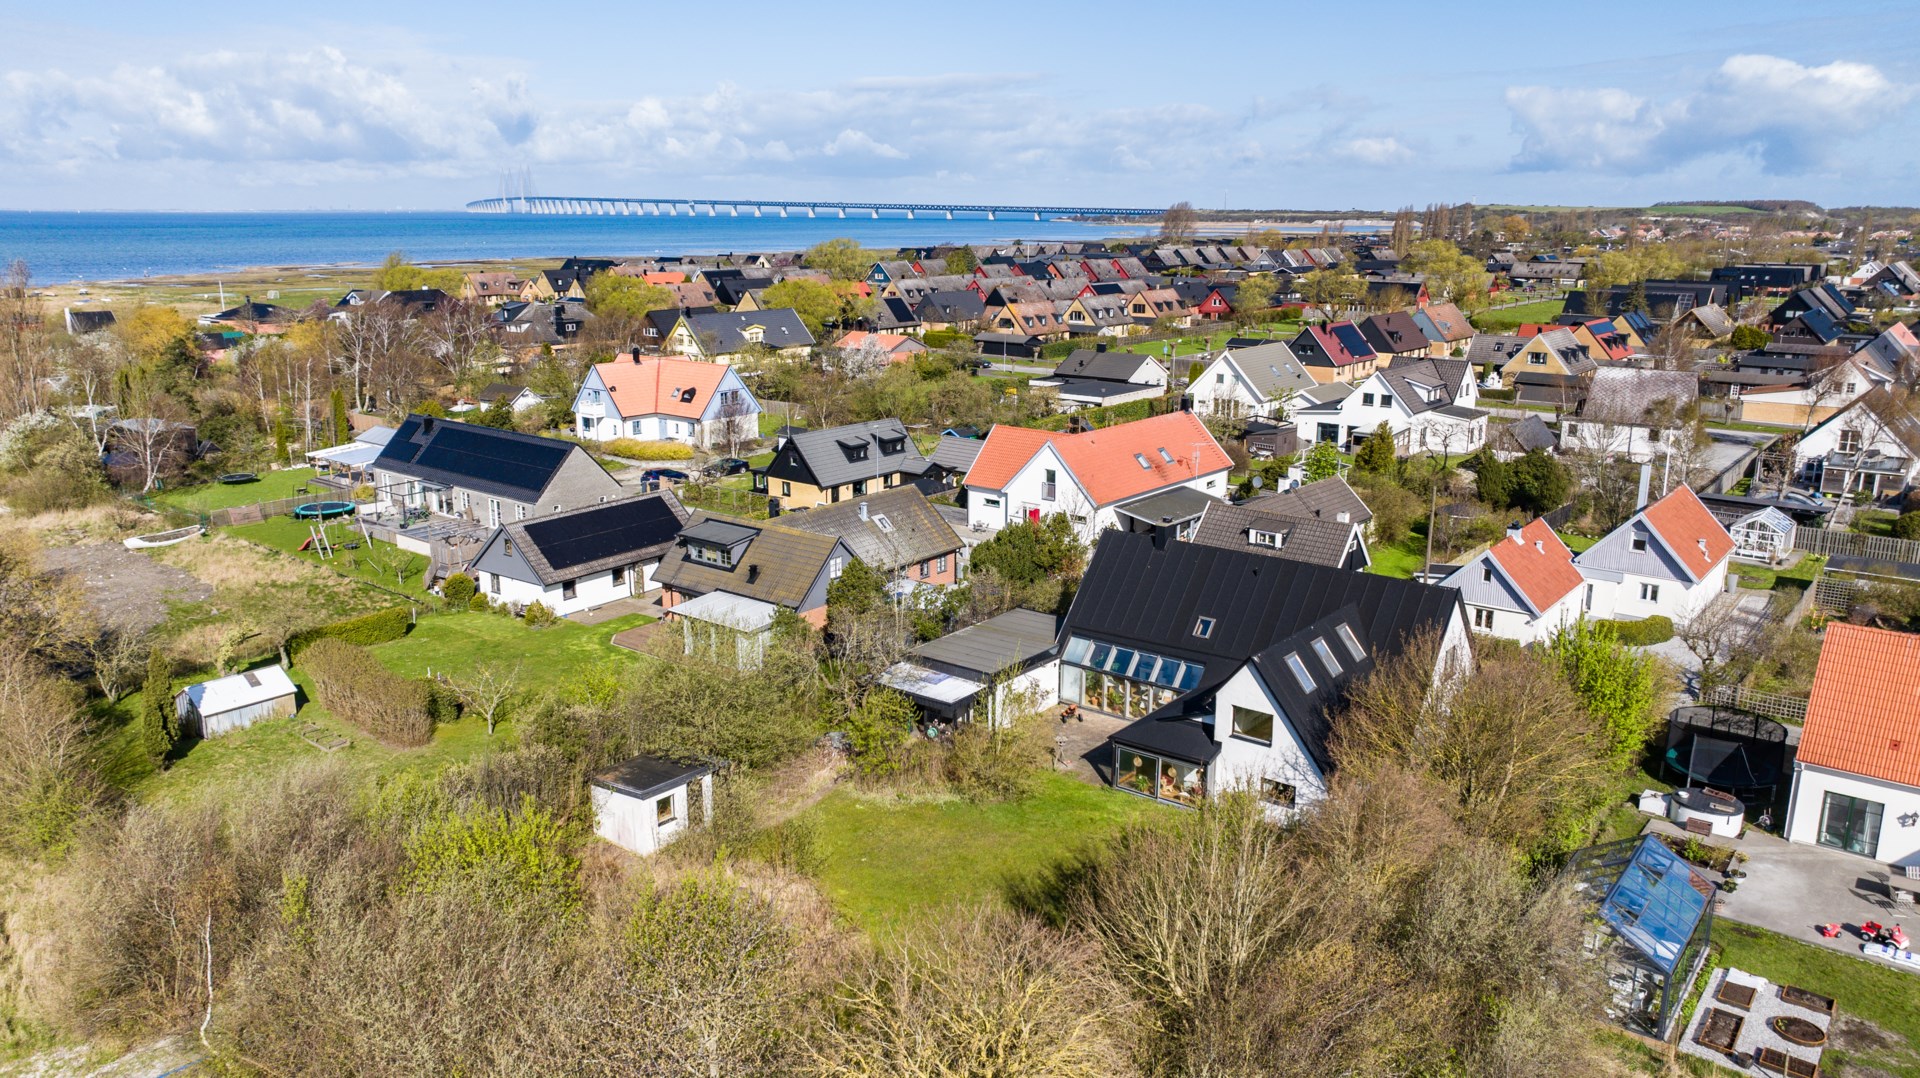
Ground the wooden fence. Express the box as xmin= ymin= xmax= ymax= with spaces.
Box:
xmin=1811 ymin=573 xmax=1862 ymax=615
xmin=1702 ymin=685 xmax=1808 ymax=724
xmin=1792 ymin=527 xmax=1920 ymax=565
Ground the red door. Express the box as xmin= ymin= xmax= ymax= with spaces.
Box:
xmin=1027 ymin=507 xmax=1041 ymax=523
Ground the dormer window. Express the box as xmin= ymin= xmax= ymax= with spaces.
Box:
xmin=689 ymin=542 xmax=734 ymax=568
xmin=1249 ymin=529 xmax=1284 ymax=548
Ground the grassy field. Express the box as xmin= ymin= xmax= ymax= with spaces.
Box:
xmin=1471 ymin=297 xmax=1567 ymax=332
xmin=800 ymin=772 xmax=1159 ymax=936
xmin=1710 ymin=921 xmax=1920 ymax=1077
xmin=226 ymin=515 xmax=433 ymax=600
xmin=153 ymin=467 xmax=319 ymax=514
xmin=147 ymin=532 xmax=407 ymax=656
xmin=373 ymin=610 xmax=650 ymax=691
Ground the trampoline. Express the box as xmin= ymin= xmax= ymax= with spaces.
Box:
xmin=1665 ymin=733 xmax=1781 ymax=791
xmin=217 ymin=472 xmax=258 ymax=485
xmin=292 ymin=501 xmax=356 ymax=520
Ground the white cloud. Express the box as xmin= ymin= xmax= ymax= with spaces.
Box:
xmin=1506 ymin=54 xmax=1912 ymax=175
xmin=821 ymin=128 xmax=906 ymax=159
xmin=1332 ymin=136 xmax=1414 ymax=167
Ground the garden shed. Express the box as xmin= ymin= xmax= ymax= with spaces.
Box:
xmin=174 ymin=664 xmax=298 ymax=738
xmin=1569 ymin=835 xmax=1714 ymax=1040
xmin=590 ymin=754 xmax=714 ymax=857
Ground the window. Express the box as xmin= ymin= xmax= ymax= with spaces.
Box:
xmin=1818 ymin=791 xmax=1883 ymax=856
xmin=488 ymin=498 xmax=501 ymax=527
xmin=656 ymin=795 xmax=676 ymax=825
xmin=1379 ymin=394 xmax=1394 ymax=408
xmin=1838 ymin=429 xmax=1863 ymax=454
xmin=873 ymin=513 xmax=894 ymax=533
xmin=1481 ymin=564 xmax=1494 ymax=582
xmin=1158 ymin=448 xmax=1175 ymax=464
xmin=690 ymin=543 xmax=733 ymax=568
xmin=562 ymin=579 xmax=577 ymax=600
xmin=983 ymin=496 xmax=1001 ymax=509
xmin=1042 ymin=468 xmax=1057 ymax=500
xmin=936 ymin=554 xmax=948 ymax=573
xmin=516 ymin=504 xmax=528 ymax=521
xmin=1249 ymin=529 xmax=1283 ymax=548
xmin=1335 ymin=623 xmax=1365 ymax=661
xmin=1215 ymin=372 xmax=1225 ymax=384
xmin=1231 ymin=705 xmax=1273 ymax=744
xmin=1284 ymin=652 xmax=1316 ymax=692
xmin=503 ymin=538 xmax=514 ymax=556
xmin=780 ymin=481 xmax=791 ymax=497
xmin=1528 ymin=353 xmax=1547 ymax=365
xmin=489 ymin=572 xmax=500 ymax=594
xmin=1311 ymin=637 xmax=1342 ymax=676
xmin=1639 ymin=582 xmax=1660 ymax=602
xmin=918 ymin=560 xmax=930 ymax=579
xmin=1362 ymin=392 xmax=1375 ymax=406
xmin=853 ymin=479 xmax=868 ymax=496
xmin=1134 ymin=453 xmax=1151 ymax=469
xmin=1631 ymin=535 xmax=1648 ymax=552
xmin=1193 ymin=616 xmax=1215 ymax=638
xmin=829 ymin=557 xmax=845 ymax=579
xmin=1260 ymin=779 xmax=1296 ymax=807
xmin=1473 ymin=607 xmax=1495 ymax=630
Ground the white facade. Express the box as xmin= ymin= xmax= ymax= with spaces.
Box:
xmin=1790 ymin=401 xmax=1920 ymax=492
xmin=1203 ymin=663 xmax=1330 ymax=810
xmin=1560 ymin=419 xmax=1685 ymax=463
xmin=1572 ymin=511 xmax=1731 ymax=626
xmin=1299 ymin=369 xmax=1486 ymax=456
xmin=965 ymin=442 xmax=1229 ymax=543
xmin=1188 ymin=354 xmax=1282 ymax=420
xmin=591 ymin=774 xmax=713 ymax=858
xmin=478 ymin=562 xmax=649 ymax=617
xmin=1786 ymin=763 xmax=1920 ymax=869
xmin=1441 ymin=553 xmax=1591 ymax=645
xmin=571 ymin=365 xmax=760 ymax=449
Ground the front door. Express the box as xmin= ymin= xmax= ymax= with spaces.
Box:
xmin=1818 ymin=791 xmax=1883 ymax=857
xmin=1027 ymin=507 xmax=1041 ymax=523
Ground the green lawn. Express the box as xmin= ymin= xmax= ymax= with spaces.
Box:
xmin=373 ymin=610 xmax=650 ymax=691
xmin=1711 ymin=922 xmax=1920 ymax=1077
xmin=801 ymin=772 xmax=1159 ymax=936
xmin=226 ymin=515 xmax=433 ymax=600
xmin=154 ymin=467 xmax=319 ymax=513
xmin=1471 ymin=297 xmax=1567 ymax=332
xmin=1556 ymin=530 xmax=1599 ymax=553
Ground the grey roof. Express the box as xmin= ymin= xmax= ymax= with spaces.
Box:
xmin=915 ymin=290 xmax=987 ymax=323
xmin=1051 ymin=380 xmax=1157 ymax=401
xmin=909 ymin=607 xmax=1062 ymax=679
xmin=1495 ymin=414 xmax=1559 ymax=454
xmin=1466 ymin=333 xmax=1528 ymax=366
xmin=768 ymin=418 xmax=934 ymax=489
xmin=1112 ymin=486 xmax=1220 ymax=527
xmin=781 ymin=486 xmax=961 ymax=572
xmin=1434 ymin=404 xmax=1488 ymax=421
xmin=652 ymin=511 xmax=843 ymax=608
xmin=1578 ymin=368 xmax=1699 ymax=426
xmin=1188 ymin=502 xmax=1360 ymax=569
xmin=929 ymin=435 xmax=984 ymax=473
xmin=682 ymin=518 xmax=759 ymax=546
xmin=678 ymin=308 xmax=816 ymax=352
xmin=1216 ymin=341 xmax=1316 ymax=401
xmin=1053 ymin=349 xmax=1162 ymax=383
xmin=1379 ymin=358 xmax=1473 ymax=416
xmin=1242 ymin=476 xmax=1373 ymax=525
xmin=501 ymin=491 xmax=689 ymax=585
xmin=591 ymin=754 xmax=712 ymax=800
xmin=1679 ymin=304 xmax=1735 ymax=337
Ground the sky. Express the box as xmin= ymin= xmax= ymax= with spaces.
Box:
xmin=4 ymin=1 xmax=1918 ymax=213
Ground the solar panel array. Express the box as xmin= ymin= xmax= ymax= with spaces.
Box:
xmin=520 ymin=495 xmax=685 ymax=573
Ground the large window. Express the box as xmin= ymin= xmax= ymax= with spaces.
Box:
xmin=1818 ymin=791 xmax=1883 ymax=857
xmin=1113 ymin=745 xmax=1206 ymax=806
xmin=1060 ymin=635 xmax=1203 ymax=718
xmin=1231 ymin=706 xmax=1273 ymax=745
xmin=690 ymin=543 xmax=733 ymax=567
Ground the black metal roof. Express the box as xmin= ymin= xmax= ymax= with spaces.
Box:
xmin=591 ymin=754 xmax=713 ymax=800
xmin=375 ymin=415 xmax=579 ymax=502
xmin=1067 ymin=531 xmax=1462 ymax=771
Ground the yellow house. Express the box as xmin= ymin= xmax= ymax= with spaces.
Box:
xmin=1496 ymin=328 xmax=1594 ymax=386
xmin=519 ymin=270 xmax=587 ymax=302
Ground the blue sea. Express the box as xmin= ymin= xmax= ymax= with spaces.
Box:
xmin=0 ymin=211 xmax=1166 ymax=284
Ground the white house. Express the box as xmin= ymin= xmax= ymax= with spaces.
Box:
xmin=1440 ymin=519 xmax=1592 ymax=644
xmin=1294 ymin=358 xmax=1487 ymax=456
xmin=963 ymin=411 xmax=1233 ymax=543
xmin=573 ymin=354 xmax=761 ymax=449
xmin=1789 ymin=388 xmax=1920 ymax=500
xmin=1572 ymin=485 xmax=1733 ymax=626
xmin=1785 ymin=624 xmax=1920 ymax=868
xmin=1186 ymin=342 xmax=1317 ymax=421
xmin=468 ymin=491 xmax=688 ymax=616
xmin=590 ymin=754 xmax=714 ymax=858
xmin=174 ymin=664 xmax=298 ymax=738
xmin=1561 ymin=368 xmax=1699 ymax=463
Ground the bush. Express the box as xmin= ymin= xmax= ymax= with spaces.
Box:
xmin=522 ymin=601 xmax=557 ymax=628
xmin=945 ymin=707 xmax=1053 ymax=802
xmin=468 ymin=592 xmax=491 ymax=612
xmin=1594 ymin=616 xmax=1674 ymax=646
xmin=289 ymin=606 xmax=412 ymax=653
xmin=922 ymin=328 xmax=969 ymax=349
xmin=1894 ymin=511 xmax=1920 ymax=541
xmin=442 ymin=572 xmax=476 ymax=606
xmin=601 ymin=438 xmax=694 ymax=461
xmin=300 ymin=638 xmax=434 ymax=746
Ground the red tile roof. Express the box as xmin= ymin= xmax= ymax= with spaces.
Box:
xmin=967 ymin=412 xmax=1232 ymax=507
xmin=1640 ymin=485 xmax=1733 ymax=581
xmin=595 ymin=355 xmax=730 ymax=421
xmin=1798 ymin=623 xmax=1920 ymax=787
xmin=1486 ymin=519 xmax=1584 ymax=613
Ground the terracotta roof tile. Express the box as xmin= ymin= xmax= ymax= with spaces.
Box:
xmin=1485 ymin=519 xmax=1584 ymax=613
xmin=595 ymin=356 xmax=730 ymax=421
xmin=1798 ymin=623 xmax=1920 ymax=787
xmin=1640 ymin=485 xmax=1732 ymax=581
xmin=968 ymin=412 xmax=1231 ymax=507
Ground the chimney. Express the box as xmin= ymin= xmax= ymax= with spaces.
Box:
xmin=1506 ymin=521 xmax=1524 ymax=541
xmin=1096 ymin=342 xmax=1108 ymax=353
xmin=420 ymin=415 xmax=435 ymax=435
xmin=858 ymin=502 xmax=869 ymax=521
xmin=747 ymin=564 xmax=760 ymax=584
xmin=1635 ymin=462 xmax=1652 ymax=510
xmin=1535 ymin=539 xmax=1545 ymax=552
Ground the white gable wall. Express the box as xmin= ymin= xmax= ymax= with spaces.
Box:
xmin=1207 ymin=663 xmax=1329 ymax=812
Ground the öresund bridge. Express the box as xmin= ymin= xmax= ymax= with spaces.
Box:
xmin=463 ymin=196 xmax=1159 ymax=221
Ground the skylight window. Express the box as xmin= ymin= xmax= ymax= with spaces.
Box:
xmin=1157 ymin=447 xmax=1174 ymax=464
xmin=1335 ymin=623 xmax=1366 ymax=661
xmin=1311 ymin=637 xmax=1342 ymax=676
xmin=1284 ymin=652 xmax=1316 ymax=693
xmin=873 ymin=513 xmax=894 ymax=533
xmin=1135 ymin=453 xmax=1151 ymax=469
xmin=1193 ymin=616 xmax=1215 ymax=639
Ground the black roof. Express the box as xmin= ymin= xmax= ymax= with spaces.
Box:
xmin=518 ymin=492 xmax=688 ymax=575
xmin=1068 ymin=531 xmax=1461 ymax=771
xmin=591 ymin=754 xmax=712 ymax=800
xmin=375 ymin=414 xmax=579 ymax=502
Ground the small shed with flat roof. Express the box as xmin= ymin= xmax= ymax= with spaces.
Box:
xmin=590 ymin=754 xmax=715 ymax=857
xmin=880 ymin=607 xmax=1062 ymax=724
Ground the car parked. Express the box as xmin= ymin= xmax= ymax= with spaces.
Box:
xmin=704 ymin=457 xmax=749 ymax=476
xmin=641 ymin=468 xmax=691 ymax=484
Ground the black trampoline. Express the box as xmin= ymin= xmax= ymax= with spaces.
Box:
xmin=1663 ymin=707 xmax=1787 ymax=794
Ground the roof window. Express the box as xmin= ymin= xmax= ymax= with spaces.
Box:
xmin=873 ymin=513 xmax=894 ymax=533
xmin=1193 ymin=616 xmax=1215 ymax=639
xmin=1311 ymin=637 xmax=1342 ymax=676
xmin=1284 ymin=652 xmax=1317 ymax=693
xmin=1335 ymin=623 xmax=1365 ymax=661
xmin=1135 ymin=453 xmax=1151 ymax=469
xmin=1157 ymin=447 xmax=1174 ymax=464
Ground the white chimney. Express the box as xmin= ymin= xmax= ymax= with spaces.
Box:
xmin=858 ymin=502 xmax=869 ymax=521
xmin=1635 ymin=463 xmax=1652 ymax=511
xmin=1506 ymin=521 xmax=1525 ymax=541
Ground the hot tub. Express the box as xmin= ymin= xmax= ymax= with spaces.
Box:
xmin=1670 ymin=787 xmax=1745 ymax=838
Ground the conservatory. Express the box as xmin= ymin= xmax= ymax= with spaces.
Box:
xmin=1569 ymin=835 xmax=1714 ymax=1040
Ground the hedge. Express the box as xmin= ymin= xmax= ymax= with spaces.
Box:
xmin=601 ymin=438 xmax=694 ymax=461
xmin=922 ymin=328 xmax=970 ymax=349
xmin=301 ymin=638 xmax=434 ymax=747
xmin=1595 ymin=616 xmax=1674 ymax=647
xmin=1040 ymin=336 xmax=1104 ymax=361
xmin=289 ymin=606 xmax=412 ymax=654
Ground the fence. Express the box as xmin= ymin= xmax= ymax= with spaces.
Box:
xmin=206 ymin=494 xmax=373 ymax=528
xmin=1792 ymin=527 xmax=1920 ymax=565
xmin=1811 ymin=573 xmax=1862 ymax=615
xmin=1701 ymin=685 xmax=1808 ymax=724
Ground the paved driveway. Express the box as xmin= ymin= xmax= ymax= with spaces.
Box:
xmin=1709 ymin=824 xmax=1916 ymax=958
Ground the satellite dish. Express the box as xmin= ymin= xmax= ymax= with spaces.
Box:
xmin=1252 ymin=476 xmax=1264 ymax=489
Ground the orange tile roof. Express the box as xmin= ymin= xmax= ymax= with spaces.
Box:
xmin=967 ymin=412 xmax=1232 ymax=507
xmin=1486 ymin=519 xmax=1583 ymax=613
xmin=1640 ymin=485 xmax=1733 ymax=581
xmin=1798 ymin=623 xmax=1920 ymax=787
xmin=833 ymin=330 xmax=922 ymax=355
xmin=594 ymin=355 xmax=730 ymax=421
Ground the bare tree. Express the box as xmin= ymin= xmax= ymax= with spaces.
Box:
xmin=418 ymin=300 xmax=494 ymax=385
xmin=1160 ymin=201 xmax=1198 ymax=241
xmin=112 ymin=397 xmax=194 ymax=493
xmin=452 ymin=660 xmax=522 ymax=736
xmin=1677 ymin=593 xmax=1768 ymax=700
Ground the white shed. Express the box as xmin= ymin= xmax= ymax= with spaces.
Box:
xmin=589 ymin=755 xmax=714 ymax=857
xmin=174 ymin=664 xmax=298 ymax=738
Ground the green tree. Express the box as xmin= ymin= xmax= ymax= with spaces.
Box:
xmin=472 ymin=395 xmax=519 ymax=430
xmin=1730 ymin=324 xmax=1771 ymax=350
xmin=140 ymin=648 xmax=177 ymax=767
xmin=1297 ymin=266 xmax=1367 ymax=308
xmin=329 ymin=387 xmax=350 ymax=446
xmin=841 ymin=688 xmax=918 ymax=775
xmin=944 ymin=246 xmax=979 ymax=273
xmin=583 ymin=274 xmax=674 ymax=320
xmin=1547 ymin=619 xmax=1667 ymax=770
xmin=1402 ymin=239 xmax=1494 ymax=309
xmin=826 ymin=557 xmax=891 ymax=625
xmin=761 ymin=278 xmax=847 ymax=337
xmin=968 ymin=514 xmax=1086 ymax=587
xmin=1508 ymin=448 xmax=1571 ymax=514
xmin=1625 ymin=279 xmax=1651 ymax=317
xmin=1351 ymin=421 xmax=1398 ymax=477
xmin=371 ymin=251 xmax=463 ymax=292
xmin=1302 ymin=439 xmax=1341 ymax=482
xmin=403 ymin=797 xmax=583 ymax=922
xmin=803 ymin=238 xmax=876 ymax=282
xmin=1895 ymin=510 xmax=1920 ymax=541
xmin=1475 ymin=454 xmax=1515 ymax=508
xmin=1231 ymin=273 xmax=1279 ymax=326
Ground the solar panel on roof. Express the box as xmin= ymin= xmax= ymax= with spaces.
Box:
xmin=520 ymin=496 xmax=685 ymax=572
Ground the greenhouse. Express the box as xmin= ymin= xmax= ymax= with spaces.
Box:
xmin=1569 ymin=835 xmax=1714 ymax=1039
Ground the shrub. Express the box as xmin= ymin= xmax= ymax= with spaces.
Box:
xmin=945 ymin=706 xmax=1053 ymax=802
xmin=1894 ymin=511 xmax=1920 ymax=541
xmin=842 ymin=688 xmax=918 ymax=776
xmin=922 ymin=328 xmax=969 ymax=349
xmin=602 ymin=438 xmax=694 ymax=461
xmin=522 ymin=601 xmax=557 ymax=628
xmin=300 ymin=638 xmax=434 ymax=746
xmin=289 ymin=606 xmax=412 ymax=653
xmin=426 ymin=682 xmax=463 ymax=726
xmin=1593 ymin=616 xmax=1674 ymax=646
xmin=442 ymin=572 xmax=476 ymax=606
xmin=468 ymin=592 xmax=491 ymax=612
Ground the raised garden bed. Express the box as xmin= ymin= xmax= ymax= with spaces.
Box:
xmin=1715 ymin=980 xmax=1757 ymax=1009
xmin=1779 ymin=985 xmax=1834 ymax=1015
xmin=1697 ymin=1007 xmax=1744 ymax=1053
xmin=1755 ymin=1046 xmax=1820 ymax=1077
xmin=1768 ymin=1015 xmax=1826 ymax=1047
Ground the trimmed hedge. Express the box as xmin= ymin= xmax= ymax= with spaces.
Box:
xmin=1595 ymin=616 xmax=1674 ymax=646
xmin=922 ymin=328 xmax=970 ymax=349
xmin=601 ymin=438 xmax=694 ymax=461
xmin=301 ymin=638 xmax=434 ymax=747
xmin=289 ymin=606 xmax=412 ymax=654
